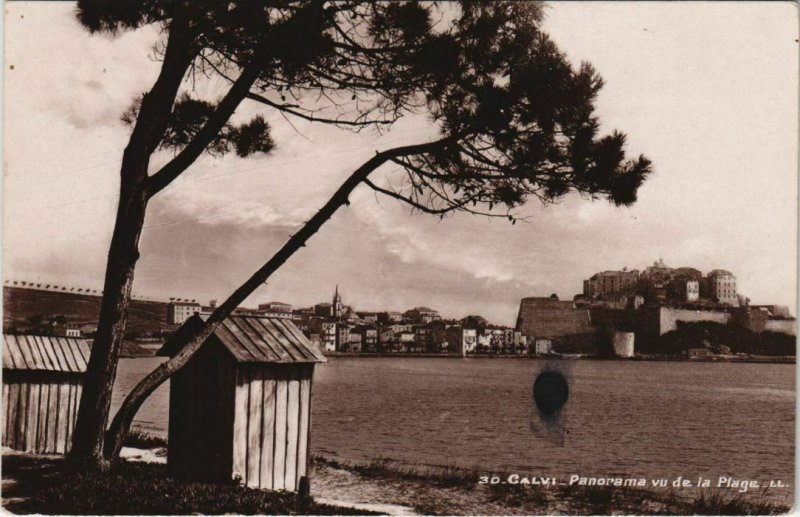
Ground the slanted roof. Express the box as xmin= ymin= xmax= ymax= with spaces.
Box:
xmin=159 ymin=315 xmax=326 ymax=364
xmin=3 ymin=334 xmax=92 ymax=373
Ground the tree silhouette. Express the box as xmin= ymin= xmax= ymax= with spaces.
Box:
xmin=70 ymin=1 xmax=651 ymax=468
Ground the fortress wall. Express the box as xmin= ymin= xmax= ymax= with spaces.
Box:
xmin=659 ymin=308 xmax=731 ymax=335
xmin=764 ymin=319 xmax=797 ymax=336
xmin=516 ymin=298 xmax=593 ymax=339
xmin=518 ymin=298 xmax=777 ymax=340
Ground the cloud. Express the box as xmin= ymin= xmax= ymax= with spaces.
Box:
xmin=351 ymin=192 xmax=524 ymax=285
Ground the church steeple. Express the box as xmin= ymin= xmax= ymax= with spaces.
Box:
xmin=332 ymin=285 xmax=343 ymax=318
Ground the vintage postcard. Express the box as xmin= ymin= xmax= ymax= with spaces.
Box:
xmin=2 ymin=1 xmax=796 ymax=515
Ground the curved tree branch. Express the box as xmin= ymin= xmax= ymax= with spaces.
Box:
xmin=103 ymin=135 xmax=457 ymax=462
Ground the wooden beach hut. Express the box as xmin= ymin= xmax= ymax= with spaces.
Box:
xmin=2 ymin=334 xmax=92 ymax=454
xmin=158 ymin=314 xmax=326 ymax=491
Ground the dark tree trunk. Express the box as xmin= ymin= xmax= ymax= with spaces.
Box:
xmin=69 ymin=13 xmax=196 ymax=470
xmin=69 ymin=180 xmax=149 ymax=469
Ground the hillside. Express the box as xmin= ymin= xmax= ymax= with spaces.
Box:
xmin=3 ymin=287 xmax=171 ymax=335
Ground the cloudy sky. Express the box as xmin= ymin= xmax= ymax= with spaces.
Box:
xmin=4 ymin=2 xmax=797 ymax=326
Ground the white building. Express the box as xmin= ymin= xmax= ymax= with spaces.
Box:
xmin=321 ymin=322 xmax=337 ymax=352
xmin=168 ymin=302 xmax=201 ymax=325
xmin=686 ymin=280 xmax=700 ymax=302
xmin=54 ymin=324 xmax=81 ymax=338
xmin=534 ymin=339 xmax=552 ymax=355
xmin=703 ymin=270 xmax=738 ymax=306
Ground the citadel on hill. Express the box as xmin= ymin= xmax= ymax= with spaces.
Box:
xmin=578 ymin=259 xmax=741 ymax=309
xmin=518 ymin=259 xmax=795 ymax=357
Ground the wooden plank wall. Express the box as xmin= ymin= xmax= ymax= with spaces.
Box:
xmin=2 ymin=375 xmax=82 ymax=454
xmin=232 ymin=364 xmax=313 ymax=491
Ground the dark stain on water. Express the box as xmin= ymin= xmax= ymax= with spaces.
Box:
xmin=533 ymin=370 xmax=569 ymax=416
xmin=529 ymin=365 xmax=571 ymax=447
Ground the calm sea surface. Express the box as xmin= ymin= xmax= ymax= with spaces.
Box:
xmin=113 ymin=357 xmax=794 ymax=498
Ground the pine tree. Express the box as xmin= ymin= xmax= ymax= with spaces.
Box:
xmin=70 ymin=1 xmax=651 ymax=468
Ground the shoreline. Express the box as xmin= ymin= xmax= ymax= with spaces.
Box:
xmin=119 ymin=350 xmax=796 ymax=364
xmin=321 ymin=352 xmax=796 ymax=364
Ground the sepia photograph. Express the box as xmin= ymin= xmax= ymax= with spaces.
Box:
xmin=2 ymin=1 xmax=797 ymax=515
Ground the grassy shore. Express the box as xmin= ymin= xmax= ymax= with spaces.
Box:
xmin=311 ymin=455 xmax=791 ymax=515
xmin=2 ymin=454 xmax=373 ymax=515
xmin=2 ymin=447 xmax=791 ymax=515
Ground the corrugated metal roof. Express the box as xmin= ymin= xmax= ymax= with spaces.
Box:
xmin=159 ymin=315 xmax=326 ymax=364
xmin=3 ymin=334 xmax=92 ymax=373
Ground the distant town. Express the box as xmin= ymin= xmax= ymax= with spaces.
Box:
xmin=3 ymin=258 xmax=796 ymax=360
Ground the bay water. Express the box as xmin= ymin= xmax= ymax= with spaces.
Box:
xmin=113 ymin=357 xmax=794 ymax=500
